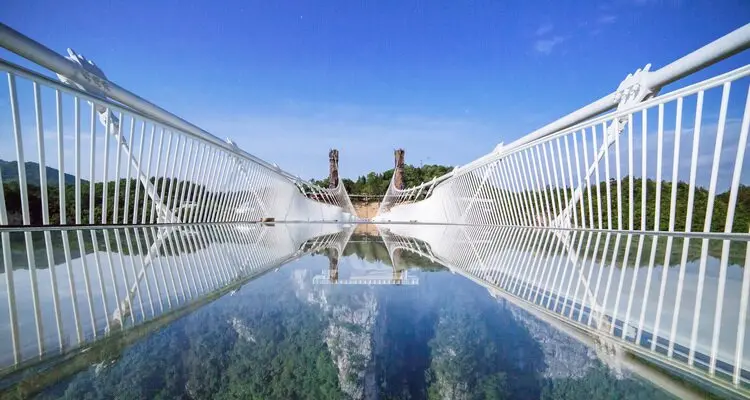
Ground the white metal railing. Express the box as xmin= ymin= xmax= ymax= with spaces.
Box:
xmin=382 ymin=223 xmax=750 ymax=398
xmin=376 ymin=24 xmax=750 ymax=236
xmin=0 ymin=222 xmax=352 ymax=380
xmin=0 ymin=23 xmax=355 ymax=228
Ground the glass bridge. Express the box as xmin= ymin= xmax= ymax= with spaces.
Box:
xmin=0 ymin=21 xmax=749 ymax=400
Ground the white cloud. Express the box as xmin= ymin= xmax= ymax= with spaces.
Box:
xmin=198 ymin=105 xmax=499 ymax=180
xmin=0 ymin=104 xmax=502 ymax=183
xmin=534 ymin=36 xmax=566 ymax=55
xmin=597 ymin=15 xmax=617 ymax=24
xmin=535 ymin=23 xmax=554 ymax=36
xmin=43 ymin=129 xmax=79 ymax=142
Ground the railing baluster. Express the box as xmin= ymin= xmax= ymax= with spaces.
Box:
xmin=651 ymin=98 xmax=684 ymax=352
xmin=101 ymin=108 xmax=112 ymax=224
xmin=600 ymin=122 xmax=612 ymax=231
xmin=125 ymin=227 xmax=155 ymax=318
xmin=9 ymin=73 xmax=45 ymax=356
xmin=141 ymin=127 xmax=158 ymax=224
xmin=535 ymin=146 xmax=555 ymax=225
xmin=112 ymin=112 xmax=125 ymax=224
xmin=708 ymin=83 xmax=749 ymax=375
xmin=735 ymin=229 xmax=750 ymax=384
xmin=220 ymin=157 xmax=241 ymax=222
xmin=76 ymin=228 xmax=97 ymax=337
xmin=33 ymin=82 xmax=66 ymax=352
xmin=88 ymin=104 xmax=97 ymax=225
xmin=207 ymin=154 xmax=230 ymax=222
xmin=132 ymin=124 xmax=151 ymax=224
xmin=548 ymin=140 xmax=566 ymax=225
xmin=170 ymin=139 xmax=189 ymax=218
xmin=194 ymin=149 xmax=217 ymax=223
xmin=0 ymin=146 xmax=20 ymax=364
xmin=151 ymin=130 xmax=171 ymax=224
xmin=178 ymin=141 xmax=199 ymax=222
xmin=690 ymin=82 xmax=731 ymax=367
xmin=122 ymin=117 xmax=138 ymax=224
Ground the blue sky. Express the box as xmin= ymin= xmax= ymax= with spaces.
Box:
xmin=1 ymin=0 xmax=748 ymax=179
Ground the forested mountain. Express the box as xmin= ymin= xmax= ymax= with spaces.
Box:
xmin=1 ymin=159 xmax=748 ymax=233
xmin=475 ymin=177 xmax=750 ymax=233
xmin=319 ymin=162 xmax=750 ymax=233
xmin=35 ymin=268 xmax=345 ymax=400
xmin=25 ymin=246 xmax=682 ymax=400
xmin=0 ymin=160 xmax=78 ymax=187
xmin=313 ymin=164 xmax=454 ymax=196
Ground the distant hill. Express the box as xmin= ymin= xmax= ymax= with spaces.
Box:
xmin=0 ymin=159 xmax=79 ymax=187
xmin=313 ymin=164 xmax=454 ymax=196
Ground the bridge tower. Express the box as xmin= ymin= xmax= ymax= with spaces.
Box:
xmin=326 ymin=248 xmax=339 ymax=283
xmin=391 ymin=248 xmax=406 ymax=284
xmin=393 ymin=149 xmax=405 ymax=190
xmin=329 ymin=149 xmax=339 ymax=189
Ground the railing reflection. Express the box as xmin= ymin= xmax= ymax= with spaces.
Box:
xmin=3 ymin=222 xmax=749 ymax=398
xmin=312 ymin=233 xmax=419 ymax=286
xmin=0 ymin=222 xmax=354 ymax=381
xmin=381 ymin=224 xmax=750 ymax=399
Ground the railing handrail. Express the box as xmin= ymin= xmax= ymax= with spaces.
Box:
xmin=413 ymin=23 xmax=750 ymax=189
xmin=0 ymin=22 xmax=300 ymax=183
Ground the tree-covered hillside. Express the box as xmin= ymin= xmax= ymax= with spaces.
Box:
xmin=475 ymin=177 xmax=750 ymax=233
xmin=2 ymin=158 xmax=749 ymax=233
xmin=0 ymin=160 xmax=78 ymax=187
xmin=320 ymin=161 xmax=749 ymax=232
xmin=313 ymin=164 xmax=454 ymax=196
